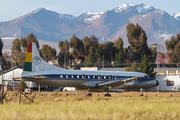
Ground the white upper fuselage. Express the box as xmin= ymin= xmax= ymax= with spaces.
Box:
xmin=22 ymin=67 xmax=147 ymax=78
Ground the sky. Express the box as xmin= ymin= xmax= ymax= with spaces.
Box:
xmin=0 ymin=0 xmax=180 ymax=22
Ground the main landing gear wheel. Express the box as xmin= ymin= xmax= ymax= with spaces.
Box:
xmin=86 ymin=89 xmax=92 ymax=96
xmin=86 ymin=93 xmax=92 ymax=96
xmin=104 ymin=94 xmax=111 ymax=97
xmin=104 ymin=88 xmax=111 ymax=97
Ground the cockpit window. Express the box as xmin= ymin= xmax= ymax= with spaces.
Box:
xmin=144 ymin=75 xmax=149 ymax=78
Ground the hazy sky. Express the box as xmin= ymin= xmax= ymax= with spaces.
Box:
xmin=0 ymin=0 xmax=180 ymax=22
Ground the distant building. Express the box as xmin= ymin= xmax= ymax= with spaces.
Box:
xmin=0 ymin=67 xmax=22 ymax=91
xmin=0 ymin=67 xmax=45 ymax=91
xmin=3 ymin=53 xmax=12 ymax=63
xmin=74 ymin=55 xmax=81 ymax=64
xmin=81 ymin=67 xmax=98 ymax=71
xmin=48 ymin=59 xmax=58 ymax=66
xmin=155 ymin=68 xmax=180 ymax=91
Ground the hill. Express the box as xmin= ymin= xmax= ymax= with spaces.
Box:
xmin=0 ymin=3 xmax=180 ymax=46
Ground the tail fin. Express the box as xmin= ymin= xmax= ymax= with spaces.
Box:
xmin=23 ymin=42 xmax=60 ymax=73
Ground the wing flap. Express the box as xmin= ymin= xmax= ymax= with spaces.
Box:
xmin=98 ymin=77 xmax=142 ymax=87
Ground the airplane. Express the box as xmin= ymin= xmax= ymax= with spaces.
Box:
xmin=21 ymin=42 xmax=159 ymax=96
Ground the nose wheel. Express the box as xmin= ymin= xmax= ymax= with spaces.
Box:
xmin=140 ymin=88 xmax=144 ymax=96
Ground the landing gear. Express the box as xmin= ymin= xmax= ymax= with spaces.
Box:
xmin=140 ymin=88 xmax=144 ymax=96
xmin=86 ymin=93 xmax=92 ymax=96
xmin=86 ymin=89 xmax=92 ymax=96
xmin=104 ymin=88 xmax=111 ymax=97
xmin=104 ymin=93 xmax=111 ymax=97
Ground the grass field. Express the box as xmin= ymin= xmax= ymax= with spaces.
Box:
xmin=0 ymin=91 xmax=180 ymax=120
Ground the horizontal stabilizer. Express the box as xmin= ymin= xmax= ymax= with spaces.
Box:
xmin=98 ymin=77 xmax=142 ymax=87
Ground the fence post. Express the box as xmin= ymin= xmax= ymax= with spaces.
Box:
xmin=19 ymin=92 xmax=21 ymax=104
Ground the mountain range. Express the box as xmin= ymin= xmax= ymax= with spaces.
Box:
xmin=1 ymin=3 xmax=180 ymax=47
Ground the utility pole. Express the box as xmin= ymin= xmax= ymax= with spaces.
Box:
xmin=1 ymin=57 xmax=4 ymax=104
xmin=102 ymin=55 xmax=104 ymax=68
xmin=38 ymin=84 xmax=41 ymax=96
xmin=12 ymin=52 xmax=14 ymax=92
xmin=69 ymin=60 xmax=70 ymax=69
xmin=153 ymin=43 xmax=159 ymax=92
xmin=157 ymin=45 xmax=159 ymax=92
xmin=64 ymin=53 xmax=66 ymax=68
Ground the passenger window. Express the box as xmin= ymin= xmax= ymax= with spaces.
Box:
xmin=88 ymin=76 xmax=90 ymax=79
xmin=77 ymin=75 xmax=79 ymax=78
xmin=98 ymin=75 xmax=101 ymax=79
xmin=109 ymin=76 xmax=112 ymax=80
xmin=72 ymin=75 xmax=74 ymax=78
xmin=82 ymin=75 xmax=85 ymax=79
xmin=104 ymin=76 xmax=106 ymax=79
xmin=93 ymin=76 xmax=96 ymax=79
xmin=60 ymin=75 xmax=63 ymax=78
xmin=66 ymin=75 xmax=68 ymax=78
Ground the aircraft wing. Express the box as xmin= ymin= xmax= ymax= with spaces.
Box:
xmin=97 ymin=77 xmax=142 ymax=87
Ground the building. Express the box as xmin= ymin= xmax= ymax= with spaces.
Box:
xmin=81 ymin=67 xmax=98 ymax=71
xmin=0 ymin=67 xmax=22 ymax=91
xmin=48 ymin=59 xmax=58 ymax=66
xmin=0 ymin=67 xmax=40 ymax=90
xmin=0 ymin=67 xmax=61 ymax=91
xmin=155 ymin=68 xmax=180 ymax=91
xmin=3 ymin=53 xmax=12 ymax=63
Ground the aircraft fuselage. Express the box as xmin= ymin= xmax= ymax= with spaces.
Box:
xmin=22 ymin=69 xmax=159 ymax=89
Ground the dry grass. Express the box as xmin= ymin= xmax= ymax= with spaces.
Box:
xmin=0 ymin=91 xmax=180 ymax=120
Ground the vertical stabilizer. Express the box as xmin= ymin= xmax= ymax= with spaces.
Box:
xmin=24 ymin=43 xmax=33 ymax=71
xmin=23 ymin=42 xmax=60 ymax=73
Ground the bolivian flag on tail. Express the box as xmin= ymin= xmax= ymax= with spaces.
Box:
xmin=23 ymin=43 xmax=32 ymax=71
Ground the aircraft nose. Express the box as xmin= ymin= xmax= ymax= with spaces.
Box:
xmin=156 ymin=80 xmax=159 ymax=86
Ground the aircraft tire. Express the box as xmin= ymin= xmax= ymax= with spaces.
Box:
xmin=86 ymin=93 xmax=92 ymax=96
xmin=104 ymin=94 xmax=111 ymax=97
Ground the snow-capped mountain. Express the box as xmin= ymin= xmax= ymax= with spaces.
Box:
xmin=78 ymin=12 xmax=104 ymax=21
xmin=171 ymin=12 xmax=180 ymax=21
xmin=0 ymin=3 xmax=180 ymax=46
xmin=109 ymin=3 xmax=155 ymax=14
xmin=78 ymin=3 xmax=156 ymax=22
